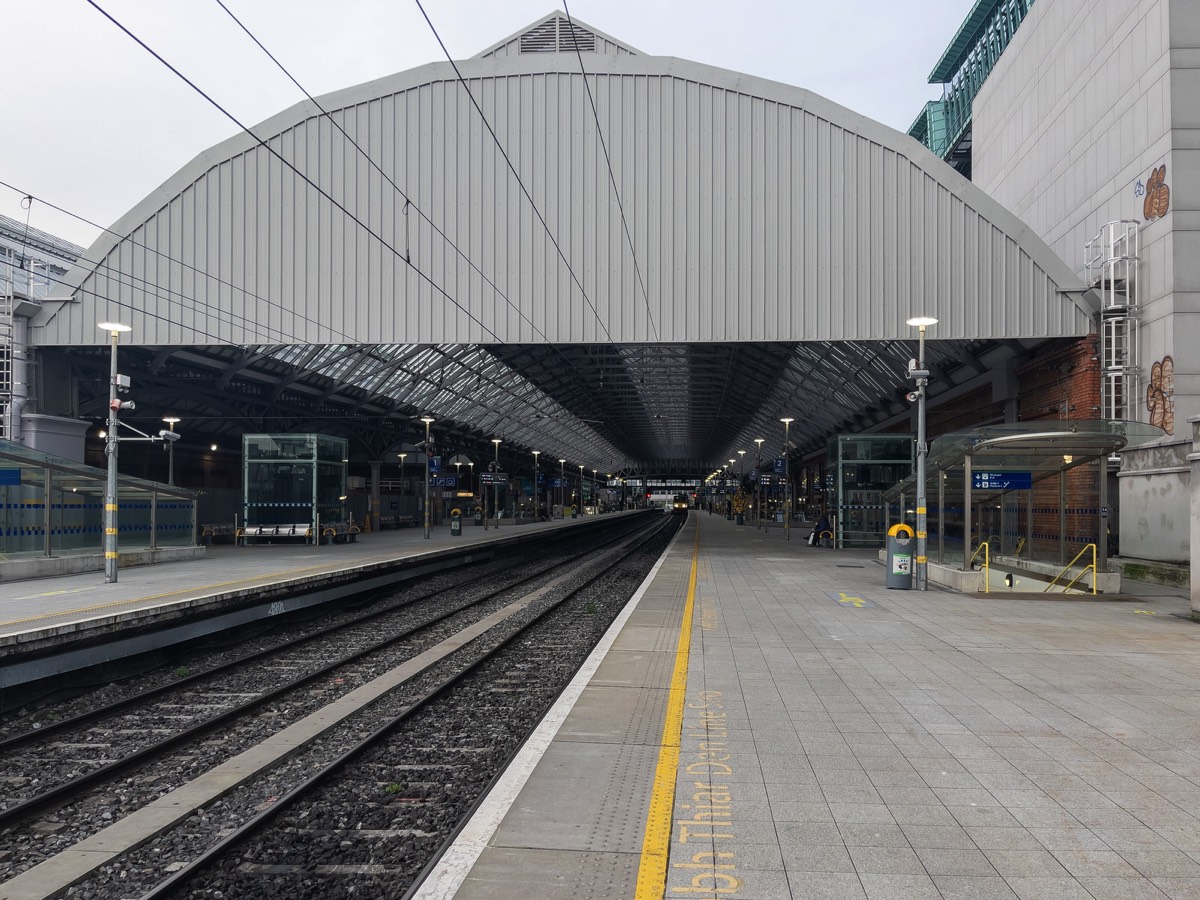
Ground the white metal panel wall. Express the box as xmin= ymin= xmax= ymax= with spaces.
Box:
xmin=37 ymin=55 xmax=1092 ymax=347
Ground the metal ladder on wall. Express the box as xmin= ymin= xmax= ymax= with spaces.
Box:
xmin=1084 ymin=221 xmax=1140 ymax=421
xmin=0 ymin=247 xmax=14 ymax=441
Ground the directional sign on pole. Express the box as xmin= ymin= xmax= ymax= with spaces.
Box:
xmin=971 ymin=471 xmax=1032 ymax=491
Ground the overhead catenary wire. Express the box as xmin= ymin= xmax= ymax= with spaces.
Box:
xmin=560 ymin=1 xmax=659 ymax=343
xmin=208 ymin=0 xmax=630 ymax=450
xmin=0 ymin=180 xmax=360 ymax=346
xmin=83 ymin=0 xmax=505 ymax=349
xmin=413 ymin=0 xmax=619 ymax=347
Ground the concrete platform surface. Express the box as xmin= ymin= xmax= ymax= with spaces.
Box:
xmin=421 ymin=512 xmax=1200 ymax=900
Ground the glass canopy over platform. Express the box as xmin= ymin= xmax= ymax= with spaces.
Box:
xmin=882 ymin=420 xmax=1164 ymax=569
xmin=0 ymin=439 xmax=196 ymax=559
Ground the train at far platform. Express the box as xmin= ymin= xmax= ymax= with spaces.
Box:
xmin=671 ymin=493 xmax=690 ymax=514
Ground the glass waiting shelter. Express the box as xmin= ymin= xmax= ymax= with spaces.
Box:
xmin=0 ymin=438 xmax=196 ymax=559
xmin=242 ymin=434 xmax=348 ymax=541
xmin=882 ymin=420 xmax=1162 ymax=572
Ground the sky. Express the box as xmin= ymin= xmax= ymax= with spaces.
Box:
xmin=3 ymin=0 xmax=970 ymax=250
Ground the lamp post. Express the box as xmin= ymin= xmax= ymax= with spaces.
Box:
xmin=489 ymin=438 xmax=502 ymax=529
xmin=468 ymin=461 xmax=474 ymax=495
xmin=162 ymin=416 xmax=180 ymax=486
xmin=532 ymin=450 xmax=541 ymax=518
xmin=420 ymin=416 xmax=435 ymax=539
xmin=578 ymin=464 xmax=584 ymax=514
xmin=398 ymin=452 xmax=408 ymax=491
xmin=558 ymin=459 xmax=566 ymax=517
xmin=592 ymin=469 xmax=598 ymax=513
xmin=781 ymin=417 xmax=794 ymax=541
xmin=906 ymin=316 xmax=938 ymax=590
xmin=754 ymin=438 xmax=765 ymax=529
xmin=99 ymin=321 xmax=131 ymax=583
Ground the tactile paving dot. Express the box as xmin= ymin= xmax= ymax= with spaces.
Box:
xmin=566 ymin=851 xmax=638 ymax=896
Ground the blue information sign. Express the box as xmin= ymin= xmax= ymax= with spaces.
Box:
xmin=428 ymin=475 xmax=458 ymax=488
xmin=0 ymin=468 xmax=19 ymax=486
xmin=773 ymin=457 xmax=786 ymax=474
xmin=972 ymin=471 xmax=1032 ymax=491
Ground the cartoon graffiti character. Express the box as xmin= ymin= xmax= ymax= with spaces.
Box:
xmin=1146 ymin=355 xmax=1174 ymax=434
xmin=1144 ymin=165 xmax=1170 ymax=221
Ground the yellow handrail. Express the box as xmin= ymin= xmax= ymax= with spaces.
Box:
xmin=1014 ymin=536 xmax=1026 ymax=557
xmin=967 ymin=541 xmax=990 ymax=593
xmin=1044 ymin=543 xmax=1097 ymax=595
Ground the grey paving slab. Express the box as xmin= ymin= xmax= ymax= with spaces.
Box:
xmin=434 ymin=513 xmax=1200 ymax=898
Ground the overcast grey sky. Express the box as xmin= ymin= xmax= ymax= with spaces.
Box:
xmin=3 ymin=0 xmax=970 ymax=249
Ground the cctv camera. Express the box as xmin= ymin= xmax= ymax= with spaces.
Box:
xmin=906 ymin=391 xmax=920 ymax=403
xmin=158 ymin=429 xmax=181 ymax=442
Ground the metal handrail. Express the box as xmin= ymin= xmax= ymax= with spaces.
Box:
xmin=1044 ymin=544 xmax=1097 ymax=595
xmin=967 ymin=541 xmax=989 ymax=593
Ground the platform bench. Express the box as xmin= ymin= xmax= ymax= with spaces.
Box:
xmin=240 ymin=523 xmax=313 ymax=545
xmin=200 ymin=523 xmax=237 ymax=545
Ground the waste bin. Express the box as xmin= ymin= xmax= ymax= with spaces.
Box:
xmin=885 ymin=524 xmax=915 ymax=589
xmin=473 ymin=507 xmax=483 ymax=526
xmin=775 ymin=511 xmax=784 ymax=524
xmin=450 ymin=510 xmax=462 ymax=537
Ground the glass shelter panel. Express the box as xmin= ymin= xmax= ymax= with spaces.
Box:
xmin=242 ymin=434 xmax=348 ymax=533
xmin=0 ymin=439 xmax=196 ymax=559
xmin=825 ymin=435 xmax=914 ymax=547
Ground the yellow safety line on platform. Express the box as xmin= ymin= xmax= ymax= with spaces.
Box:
xmin=635 ymin=521 xmax=700 ymax=898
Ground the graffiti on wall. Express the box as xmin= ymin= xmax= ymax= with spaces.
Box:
xmin=1146 ymin=355 xmax=1174 ymax=434
xmin=1140 ymin=164 xmax=1170 ymax=221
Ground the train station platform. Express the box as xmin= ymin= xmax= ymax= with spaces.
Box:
xmin=0 ymin=513 xmax=627 ymax=666
xmin=422 ymin=511 xmax=1200 ymax=900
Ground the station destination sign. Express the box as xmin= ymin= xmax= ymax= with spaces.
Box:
xmin=971 ymin=471 xmax=1032 ymax=491
xmin=478 ymin=471 xmax=508 ymax=485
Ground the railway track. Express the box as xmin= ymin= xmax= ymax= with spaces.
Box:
xmin=0 ymin=513 xmax=677 ymax=899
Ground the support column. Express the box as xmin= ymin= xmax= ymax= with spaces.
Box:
xmin=1189 ymin=416 xmax=1200 ymax=617
xmin=962 ymin=454 xmax=972 ymax=572
xmin=1098 ymin=453 xmax=1109 ymax=570
xmin=370 ymin=460 xmax=382 ymax=534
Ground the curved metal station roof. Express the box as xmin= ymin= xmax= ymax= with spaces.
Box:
xmin=31 ymin=13 xmax=1094 ymax=474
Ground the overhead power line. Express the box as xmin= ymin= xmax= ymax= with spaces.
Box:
xmin=561 ymin=1 xmax=660 ymax=343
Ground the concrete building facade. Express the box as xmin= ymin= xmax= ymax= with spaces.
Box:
xmin=915 ymin=0 xmax=1197 ymax=563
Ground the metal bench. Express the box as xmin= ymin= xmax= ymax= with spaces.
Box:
xmin=239 ymin=523 xmax=313 ymax=545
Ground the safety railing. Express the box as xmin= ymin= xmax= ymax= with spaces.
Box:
xmin=967 ymin=541 xmax=990 ymax=593
xmin=1044 ymin=544 xmax=1097 ymax=595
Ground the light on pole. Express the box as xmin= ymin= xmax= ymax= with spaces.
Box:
xmin=592 ymin=469 xmax=598 ymax=513
xmin=558 ymin=459 xmax=566 ymax=517
xmin=420 ymin=416 xmax=435 ymax=539
xmin=162 ymin=416 xmax=180 ymax=486
xmin=578 ymin=464 xmax=584 ymax=513
xmin=99 ymin=321 xmax=132 ymax=583
xmin=754 ymin=438 xmax=765 ymax=529
xmin=532 ymin=450 xmax=541 ymax=518
xmin=906 ymin=316 xmax=938 ymax=590
xmin=398 ymin=452 xmax=408 ymax=491
xmin=489 ymin=438 xmax=502 ymax=529
xmin=781 ymin=417 xmax=794 ymax=541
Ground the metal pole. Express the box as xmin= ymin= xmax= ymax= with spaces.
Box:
xmin=963 ymin=453 xmax=972 ymax=573
xmin=781 ymin=418 xmax=793 ymax=540
xmin=906 ymin=317 xmax=937 ymax=590
xmin=104 ymin=328 xmax=120 ymax=583
xmin=916 ymin=328 xmax=929 ymax=590
xmin=422 ymin=417 xmax=434 ymax=539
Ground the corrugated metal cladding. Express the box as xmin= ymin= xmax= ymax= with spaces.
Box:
xmin=37 ymin=53 xmax=1091 ymax=348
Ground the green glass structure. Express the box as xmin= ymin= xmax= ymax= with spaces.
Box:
xmin=242 ymin=434 xmax=348 ymax=541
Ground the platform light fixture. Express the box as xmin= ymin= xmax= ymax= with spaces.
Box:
xmin=421 ymin=416 xmax=435 ymax=538
xmin=558 ymin=459 xmax=566 ymax=516
xmin=905 ymin=316 xmax=938 ymax=590
xmin=532 ymin=450 xmax=541 ymax=518
xmin=488 ymin=438 xmax=502 ymax=530
xmin=781 ymin=418 xmax=794 ymax=541
xmin=98 ymin=322 xmax=132 ymax=583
